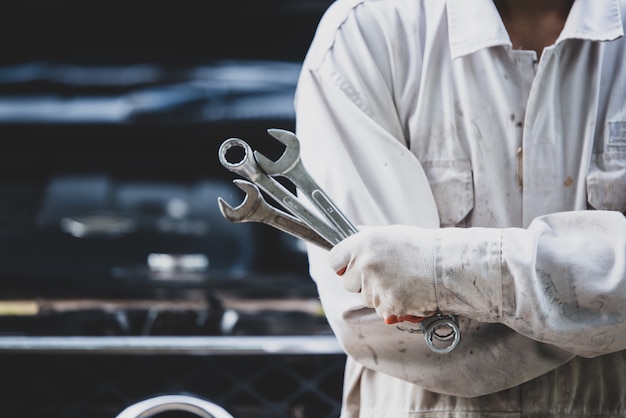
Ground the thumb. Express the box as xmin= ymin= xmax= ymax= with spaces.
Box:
xmin=328 ymin=226 xmax=368 ymax=275
xmin=328 ymin=239 xmax=362 ymax=293
xmin=328 ymin=239 xmax=352 ymax=276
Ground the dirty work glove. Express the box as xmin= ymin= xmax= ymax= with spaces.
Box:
xmin=329 ymin=225 xmax=438 ymax=324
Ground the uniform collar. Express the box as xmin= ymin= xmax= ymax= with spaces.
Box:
xmin=447 ymin=0 xmax=624 ymax=59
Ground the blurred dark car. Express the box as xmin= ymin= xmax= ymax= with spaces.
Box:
xmin=0 ymin=0 xmax=332 ymax=314
xmin=0 ymin=2 xmax=346 ymax=418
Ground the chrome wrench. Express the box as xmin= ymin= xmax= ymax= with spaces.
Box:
xmin=396 ymin=313 xmax=461 ymax=354
xmin=254 ymin=129 xmax=359 ymax=240
xmin=218 ymin=132 xmax=460 ymax=354
xmin=254 ymin=129 xmax=460 ymax=353
xmin=218 ymin=179 xmax=332 ymax=251
xmin=218 ymin=137 xmax=343 ymax=245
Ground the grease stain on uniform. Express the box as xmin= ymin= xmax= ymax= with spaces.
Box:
xmin=367 ymin=345 xmax=379 ymax=365
xmin=564 ymin=176 xmax=574 ymax=187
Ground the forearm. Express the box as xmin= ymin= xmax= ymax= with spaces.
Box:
xmin=308 ymin=243 xmax=573 ymax=397
xmin=437 ymin=210 xmax=626 ymax=357
xmin=297 ymin=63 xmax=575 ymax=396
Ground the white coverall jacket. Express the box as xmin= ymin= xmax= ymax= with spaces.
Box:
xmin=294 ymin=0 xmax=626 ymax=416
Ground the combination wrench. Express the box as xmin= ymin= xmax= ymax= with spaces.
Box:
xmin=218 ymin=179 xmax=332 ymax=251
xmin=217 ymin=130 xmax=460 ymax=354
xmin=254 ymin=129 xmax=460 ymax=353
xmin=218 ymin=137 xmax=343 ymax=245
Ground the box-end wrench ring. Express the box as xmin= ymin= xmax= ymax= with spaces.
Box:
xmin=254 ymin=129 xmax=359 ymax=240
xmin=218 ymin=137 xmax=343 ymax=245
xmin=218 ymin=179 xmax=333 ymax=251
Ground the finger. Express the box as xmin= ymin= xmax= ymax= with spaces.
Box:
xmin=384 ymin=314 xmax=425 ymax=325
xmin=397 ymin=315 xmax=425 ymax=323
xmin=342 ymin=266 xmax=363 ymax=293
xmin=328 ymin=241 xmax=353 ymax=276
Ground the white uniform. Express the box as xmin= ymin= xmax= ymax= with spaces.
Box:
xmin=294 ymin=0 xmax=626 ymax=416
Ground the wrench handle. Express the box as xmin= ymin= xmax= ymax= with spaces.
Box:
xmin=254 ymin=175 xmax=344 ymax=245
xmin=310 ymin=190 xmax=359 ymax=239
xmin=269 ymin=210 xmax=334 ymax=251
xmin=284 ymin=160 xmax=359 ymax=240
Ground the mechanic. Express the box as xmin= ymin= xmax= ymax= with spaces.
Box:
xmin=294 ymin=0 xmax=626 ymax=416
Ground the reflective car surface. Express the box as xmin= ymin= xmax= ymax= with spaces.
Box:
xmin=0 ymin=2 xmax=344 ymax=417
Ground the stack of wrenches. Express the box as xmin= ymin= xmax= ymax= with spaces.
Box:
xmin=217 ymin=128 xmax=355 ymax=250
xmin=217 ymin=128 xmax=460 ymax=354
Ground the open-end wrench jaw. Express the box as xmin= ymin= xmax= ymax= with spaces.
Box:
xmin=217 ymin=179 xmax=333 ymax=250
xmin=217 ymin=179 xmax=262 ymax=223
xmin=254 ymin=128 xmax=301 ymax=175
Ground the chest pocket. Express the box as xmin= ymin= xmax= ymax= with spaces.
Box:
xmin=423 ymin=159 xmax=474 ymax=227
xmin=587 ymin=122 xmax=626 ymax=213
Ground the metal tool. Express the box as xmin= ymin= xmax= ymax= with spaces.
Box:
xmin=396 ymin=313 xmax=461 ymax=354
xmin=217 ymin=130 xmax=461 ymax=354
xmin=254 ymin=128 xmax=359 ymax=240
xmin=218 ymin=179 xmax=332 ymax=251
xmin=424 ymin=314 xmax=461 ymax=354
xmin=218 ymin=137 xmax=344 ymax=245
xmin=252 ymin=129 xmax=460 ymax=353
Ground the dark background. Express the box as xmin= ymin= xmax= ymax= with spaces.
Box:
xmin=0 ymin=0 xmax=336 ymax=297
xmin=0 ymin=2 xmax=346 ymax=418
xmin=0 ymin=1 xmax=333 ymax=63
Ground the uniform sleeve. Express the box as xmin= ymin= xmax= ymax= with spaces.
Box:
xmin=293 ymin=5 xmax=575 ymax=397
xmin=436 ymin=210 xmax=626 ymax=358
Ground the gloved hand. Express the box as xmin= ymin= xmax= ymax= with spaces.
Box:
xmin=329 ymin=225 xmax=438 ymax=324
